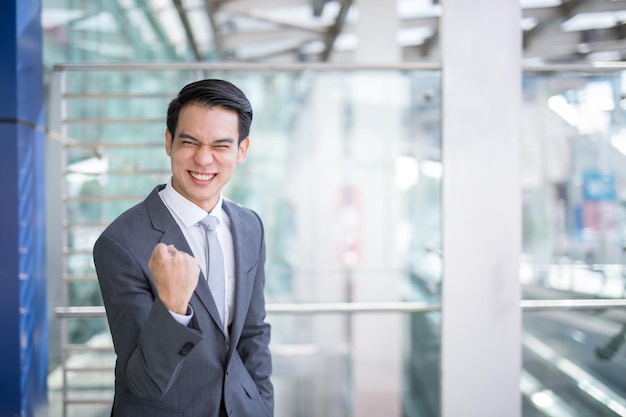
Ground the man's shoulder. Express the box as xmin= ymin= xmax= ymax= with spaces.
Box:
xmin=100 ymin=185 xmax=164 ymax=237
xmin=223 ymin=199 xmax=262 ymax=224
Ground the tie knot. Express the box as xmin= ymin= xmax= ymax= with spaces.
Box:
xmin=199 ymin=215 xmax=218 ymax=231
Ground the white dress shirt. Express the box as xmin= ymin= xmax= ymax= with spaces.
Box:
xmin=158 ymin=179 xmax=235 ymax=334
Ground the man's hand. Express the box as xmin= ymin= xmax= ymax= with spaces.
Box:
xmin=148 ymin=243 xmax=199 ymax=315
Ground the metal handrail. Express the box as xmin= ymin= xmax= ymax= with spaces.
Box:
xmin=65 ymin=399 xmax=112 ymax=405
xmin=51 ymin=62 xmax=626 ymax=72
xmin=52 ymin=62 xmax=442 ymax=72
xmin=63 ymin=169 xmax=170 ymax=176
xmin=63 ymin=366 xmax=114 ymax=372
xmin=55 ymin=298 xmax=626 ymax=319
xmin=62 ymin=117 xmax=162 ymax=124
xmin=521 ymin=298 xmax=626 ymax=310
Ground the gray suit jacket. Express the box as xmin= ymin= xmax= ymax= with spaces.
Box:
xmin=94 ymin=185 xmax=273 ymax=417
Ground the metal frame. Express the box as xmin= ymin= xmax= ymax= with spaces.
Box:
xmin=51 ymin=61 xmax=626 ymax=72
xmin=55 ymin=298 xmax=626 ymax=318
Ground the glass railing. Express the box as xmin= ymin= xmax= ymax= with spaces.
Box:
xmin=521 ymin=64 xmax=626 ymax=417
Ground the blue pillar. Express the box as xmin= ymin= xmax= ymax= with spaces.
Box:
xmin=0 ymin=1 xmax=48 ymax=416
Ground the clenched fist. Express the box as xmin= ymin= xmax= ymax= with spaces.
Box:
xmin=148 ymin=243 xmax=200 ymax=315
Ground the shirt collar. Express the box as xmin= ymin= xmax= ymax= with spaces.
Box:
xmin=161 ymin=178 xmax=224 ymax=228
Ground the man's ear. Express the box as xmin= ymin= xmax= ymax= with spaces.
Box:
xmin=165 ymin=128 xmax=173 ymax=156
xmin=237 ymin=137 xmax=250 ymax=163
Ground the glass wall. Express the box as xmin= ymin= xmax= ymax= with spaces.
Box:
xmin=47 ymin=66 xmax=443 ymax=417
xmin=47 ymin=63 xmax=626 ymax=417
xmin=46 ymin=61 xmax=626 ymax=417
xmin=521 ymin=68 xmax=626 ymax=417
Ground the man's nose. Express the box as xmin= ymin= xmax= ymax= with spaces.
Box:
xmin=194 ymin=145 xmax=214 ymax=164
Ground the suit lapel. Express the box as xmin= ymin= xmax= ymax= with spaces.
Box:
xmin=144 ymin=185 xmax=191 ymax=253
xmin=223 ymin=201 xmax=258 ymax=350
xmin=144 ymin=185 xmax=226 ymax=334
xmin=194 ymin=275 xmax=227 ymax=335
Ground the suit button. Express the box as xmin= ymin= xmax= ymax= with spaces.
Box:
xmin=179 ymin=342 xmax=194 ymax=356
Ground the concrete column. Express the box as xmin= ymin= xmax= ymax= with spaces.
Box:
xmin=440 ymin=1 xmax=522 ymax=416
xmin=0 ymin=1 xmax=48 ymax=416
xmin=355 ymin=0 xmax=399 ymax=63
xmin=352 ymin=2 xmax=401 ymax=416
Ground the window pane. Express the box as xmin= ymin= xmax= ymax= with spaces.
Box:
xmin=51 ymin=68 xmax=443 ymax=417
xmin=521 ymin=69 xmax=626 ymax=416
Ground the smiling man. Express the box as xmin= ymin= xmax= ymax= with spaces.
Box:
xmin=93 ymin=79 xmax=274 ymax=417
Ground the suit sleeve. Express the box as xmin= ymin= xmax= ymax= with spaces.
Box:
xmin=93 ymin=232 xmax=203 ymax=400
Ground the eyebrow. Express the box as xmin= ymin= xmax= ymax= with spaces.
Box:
xmin=178 ymin=132 xmax=235 ymax=144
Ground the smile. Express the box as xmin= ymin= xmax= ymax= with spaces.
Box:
xmin=189 ymin=171 xmax=216 ymax=181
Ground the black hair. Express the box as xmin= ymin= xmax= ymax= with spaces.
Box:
xmin=166 ymin=79 xmax=253 ymax=143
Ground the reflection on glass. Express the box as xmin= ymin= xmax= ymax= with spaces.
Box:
xmin=522 ymin=69 xmax=626 ymax=416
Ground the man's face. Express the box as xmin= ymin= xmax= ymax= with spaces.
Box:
xmin=165 ymin=104 xmax=249 ymax=212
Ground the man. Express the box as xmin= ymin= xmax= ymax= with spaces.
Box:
xmin=93 ymin=79 xmax=273 ymax=417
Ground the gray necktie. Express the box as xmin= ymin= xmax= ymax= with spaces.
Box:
xmin=199 ymin=215 xmax=225 ymax=326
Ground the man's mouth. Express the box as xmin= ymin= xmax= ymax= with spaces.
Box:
xmin=189 ymin=171 xmax=216 ymax=181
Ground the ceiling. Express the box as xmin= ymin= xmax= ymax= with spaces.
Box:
xmin=42 ymin=0 xmax=626 ymax=65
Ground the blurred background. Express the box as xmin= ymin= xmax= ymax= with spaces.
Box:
xmin=25 ymin=0 xmax=626 ymax=416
